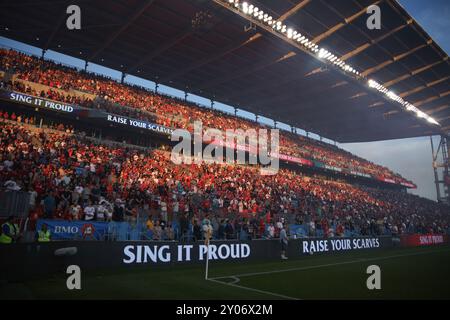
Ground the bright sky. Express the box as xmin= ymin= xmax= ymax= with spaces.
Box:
xmin=0 ymin=0 xmax=448 ymax=201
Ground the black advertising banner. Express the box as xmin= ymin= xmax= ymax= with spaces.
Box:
xmin=0 ymin=237 xmax=393 ymax=281
xmin=299 ymin=237 xmax=390 ymax=255
xmin=0 ymin=90 xmax=174 ymax=136
xmin=104 ymin=113 xmax=174 ymax=135
xmin=1 ymin=90 xmax=81 ymax=114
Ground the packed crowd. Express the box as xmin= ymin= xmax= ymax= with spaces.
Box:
xmin=1 ymin=119 xmax=448 ymax=240
xmin=0 ymin=48 xmax=412 ymax=184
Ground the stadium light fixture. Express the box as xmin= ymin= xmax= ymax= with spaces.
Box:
xmin=417 ymin=111 xmax=427 ymax=118
xmin=287 ymin=28 xmax=293 ymax=39
xmin=242 ymin=2 xmax=248 ymax=13
xmin=221 ymin=0 xmax=440 ymax=128
xmin=427 ymin=117 xmax=439 ymax=125
xmin=367 ymin=79 xmax=440 ymax=125
xmin=318 ymin=48 xmax=328 ymax=59
xmin=406 ymin=104 xmax=415 ymax=111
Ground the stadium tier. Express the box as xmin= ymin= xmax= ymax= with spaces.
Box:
xmin=0 ymin=48 xmax=416 ymax=187
xmin=0 ymin=114 xmax=448 ymax=240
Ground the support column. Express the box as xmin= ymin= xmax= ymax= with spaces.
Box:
xmin=443 ymin=136 xmax=450 ymax=203
xmin=84 ymin=61 xmax=89 ymax=71
xmin=121 ymin=72 xmax=126 ymax=84
xmin=430 ymin=136 xmax=442 ymax=201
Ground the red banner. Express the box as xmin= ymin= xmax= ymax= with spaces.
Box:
xmin=400 ymin=234 xmax=449 ymax=247
xmin=445 ymin=174 xmax=450 ymax=186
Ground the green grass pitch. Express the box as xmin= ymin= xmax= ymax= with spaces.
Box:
xmin=2 ymin=245 xmax=450 ymax=299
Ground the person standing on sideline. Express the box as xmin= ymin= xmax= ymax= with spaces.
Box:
xmin=280 ymin=223 xmax=288 ymax=260
xmin=203 ymin=219 xmax=213 ymax=244
xmin=37 ymin=223 xmax=51 ymax=242
xmin=0 ymin=216 xmax=19 ymax=244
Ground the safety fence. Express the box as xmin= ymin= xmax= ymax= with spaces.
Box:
xmin=0 ymin=190 xmax=30 ymax=218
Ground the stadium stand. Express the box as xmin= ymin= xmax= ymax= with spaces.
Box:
xmin=1 ymin=112 xmax=448 ymax=241
xmin=1 ymin=48 xmax=415 ymax=185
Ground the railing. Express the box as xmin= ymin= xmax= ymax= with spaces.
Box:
xmin=0 ymin=190 xmax=30 ymax=218
xmin=25 ymin=217 xmax=437 ymax=243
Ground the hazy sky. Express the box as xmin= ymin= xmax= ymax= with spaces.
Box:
xmin=0 ymin=0 xmax=448 ymax=201
xmin=340 ymin=0 xmax=449 ymax=201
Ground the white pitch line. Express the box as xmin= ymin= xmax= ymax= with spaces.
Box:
xmin=207 ymin=278 xmax=299 ymax=300
xmin=229 ymin=276 xmax=240 ymax=284
xmin=211 ymin=247 xmax=450 ymax=280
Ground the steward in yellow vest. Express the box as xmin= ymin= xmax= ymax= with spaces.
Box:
xmin=37 ymin=223 xmax=51 ymax=242
xmin=0 ymin=216 xmax=19 ymax=244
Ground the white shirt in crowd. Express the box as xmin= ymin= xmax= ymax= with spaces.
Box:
xmin=84 ymin=206 xmax=96 ymax=221
xmin=268 ymin=225 xmax=275 ymax=238
xmin=173 ymin=201 xmax=179 ymax=213
xmin=75 ymin=185 xmax=84 ymax=194
xmin=61 ymin=175 xmax=71 ymax=186
xmin=276 ymin=221 xmax=283 ymax=230
xmin=96 ymin=204 xmax=106 ymax=220
xmin=70 ymin=205 xmax=81 ymax=219
xmin=29 ymin=190 xmax=38 ymax=206
xmin=3 ymin=159 xmax=13 ymax=169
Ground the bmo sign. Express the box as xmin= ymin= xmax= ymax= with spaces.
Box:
xmin=54 ymin=225 xmax=79 ymax=235
xmin=36 ymin=220 xmax=107 ymax=240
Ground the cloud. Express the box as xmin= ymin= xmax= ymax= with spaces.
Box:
xmin=341 ymin=136 xmax=440 ymax=201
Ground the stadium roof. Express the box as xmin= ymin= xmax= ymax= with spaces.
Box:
xmin=1 ymin=0 xmax=449 ymax=142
